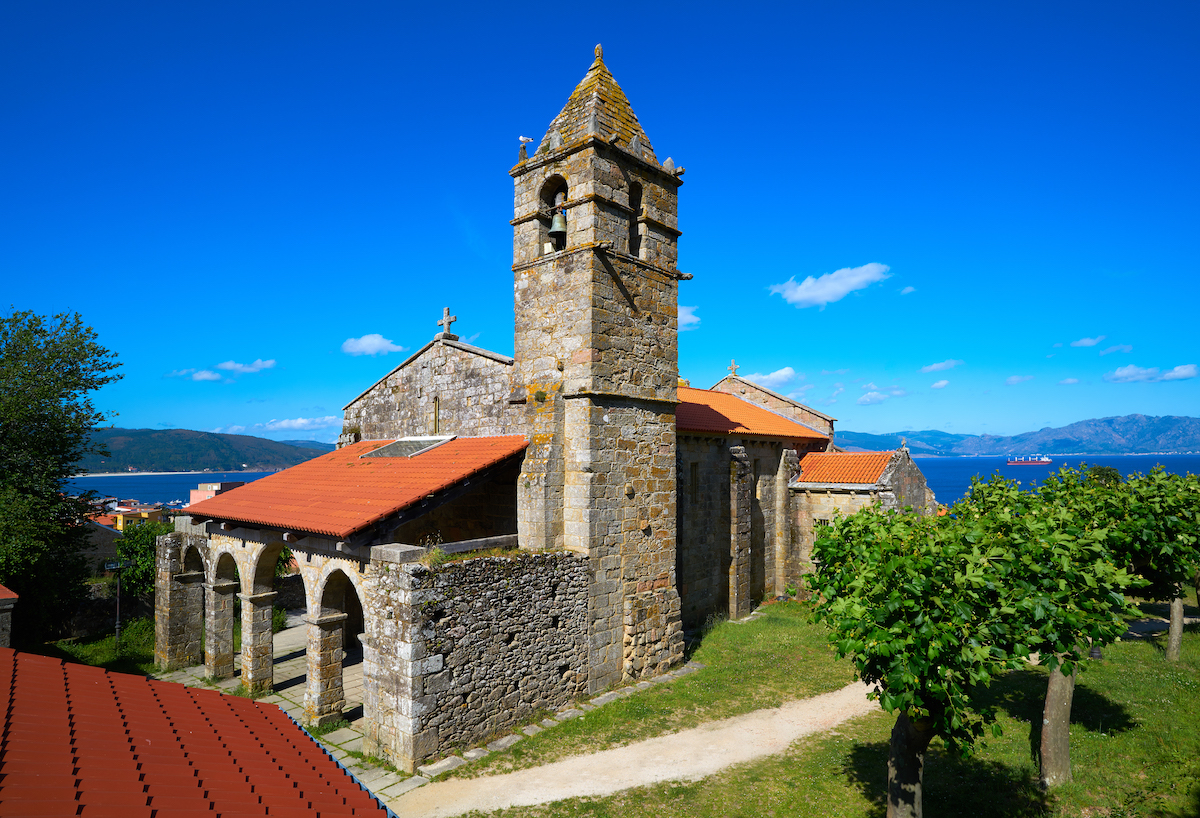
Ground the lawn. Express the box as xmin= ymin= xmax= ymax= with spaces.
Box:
xmin=44 ymin=615 xmax=158 ymax=676
xmin=458 ymin=622 xmax=1200 ymax=817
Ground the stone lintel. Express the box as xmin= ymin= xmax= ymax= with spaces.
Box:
xmin=303 ymin=612 xmax=349 ymax=628
xmin=372 ymin=544 xmax=429 ymax=566
xmin=238 ymin=591 xmax=278 ymax=605
xmin=206 ymin=581 xmax=240 ymax=594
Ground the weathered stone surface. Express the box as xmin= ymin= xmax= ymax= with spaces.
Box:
xmin=486 ymin=734 xmax=524 ymax=752
xmin=416 ymin=755 xmax=466 ymax=777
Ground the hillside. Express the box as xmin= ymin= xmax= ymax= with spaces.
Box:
xmin=80 ymin=428 xmax=332 ymax=473
xmin=836 ymin=414 xmax=1200 ymax=456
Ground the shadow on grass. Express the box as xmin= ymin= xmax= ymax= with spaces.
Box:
xmin=980 ymin=666 xmax=1136 ymax=737
xmin=843 ymin=740 xmax=1052 ymax=818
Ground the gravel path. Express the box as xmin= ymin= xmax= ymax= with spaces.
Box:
xmin=392 ymin=680 xmax=880 ymax=818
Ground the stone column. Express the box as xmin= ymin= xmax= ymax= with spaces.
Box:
xmin=154 ymin=532 xmax=205 ymax=671
xmin=0 ymin=591 xmax=16 ymax=648
xmin=303 ymin=612 xmax=349 ymax=726
xmin=239 ymin=591 xmax=277 ymax=693
xmin=774 ymin=447 xmax=800 ymax=597
xmin=204 ymin=581 xmax=239 ymax=680
xmin=728 ymin=446 xmax=753 ymax=620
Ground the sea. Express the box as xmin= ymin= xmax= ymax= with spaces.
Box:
xmin=67 ymin=455 xmax=1200 ymax=509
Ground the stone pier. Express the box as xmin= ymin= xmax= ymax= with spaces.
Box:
xmin=304 ymin=612 xmax=349 ymax=725
xmin=154 ymin=532 xmax=205 ymax=671
xmin=239 ymin=590 xmax=277 ymax=692
xmin=204 ymin=580 xmax=238 ymax=680
xmin=728 ymin=446 xmax=754 ymax=619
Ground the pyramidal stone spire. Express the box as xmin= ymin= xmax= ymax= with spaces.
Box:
xmin=538 ymin=44 xmax=658 ymax=163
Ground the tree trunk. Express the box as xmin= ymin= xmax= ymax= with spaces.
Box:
xmin=1166 ymin=594 xmax=1184 ymax=662
xmin=887 ymin=711 xmax=937 ymax=818
xmin=1039 ymin=660 xmax=1076 ymax=788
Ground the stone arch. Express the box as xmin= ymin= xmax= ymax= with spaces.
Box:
xmin=250 ymin=541 xmax=286 ymax=595
xmin=304 ymin=565 xmax=366 ymax=726
xmin=204 ymin=550 xmax=241 ymax=681
xmin=238 ymin=540 xmax=285 ymax=693
xmin=182 ymin=543 xmax=205 ymax=575
xmin=539 ymin=174 xmax=569 ymax=252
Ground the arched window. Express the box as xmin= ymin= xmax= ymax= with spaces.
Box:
xmin=539 ymin=176 xmax=568 ymax=253
xmin=628 ymin=182 xmax=643 ymax=258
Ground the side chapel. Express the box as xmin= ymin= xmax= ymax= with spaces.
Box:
xmin=159 ymin=46 xmax=934 ymax=773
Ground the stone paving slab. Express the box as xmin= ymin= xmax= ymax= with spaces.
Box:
xmin=341 ymin=736 xmax=364 ymax=753
xmin=462 ymin=748 xmax=490 ymax=761
xmin=522 ymin=725 xmax=543 ymax=736
xmin=486 ymin=734 xmax=523 ymax=752
xmin=378 ymin=775 xmax=428 ymax=799
xmin=417 ymin=756 xmax=466 ymax=777
xmin=319 ymin=727 xmax=360 ymax=745
xmin=555 ymin=708 xmax=584 ymax=721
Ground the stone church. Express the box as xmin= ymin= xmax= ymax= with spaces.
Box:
xmin=157 ymin=46 xmax=933 ymax=772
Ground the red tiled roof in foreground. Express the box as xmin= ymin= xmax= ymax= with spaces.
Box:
xmin=187 ymin=436 xmax=528 ymax=540
xmin=0 ymin=646 xmax=388 ymax=817
xmin=0 ymin=584 xmax=15 ymax=601
xmin=795 ymin=451 xmax=896 ymax=485
xmin=676 ymin=387 xmax=828 ymax=441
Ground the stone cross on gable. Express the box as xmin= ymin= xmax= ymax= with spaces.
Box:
xmin=728 ymin=359 xmax=739 ymax=376
xmin=436 ymin=307 xmax=458 ymax=340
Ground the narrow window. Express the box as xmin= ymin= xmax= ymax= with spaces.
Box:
xmin=628 ymin=182 xmax=643 ymax=258
xmin=433 ymin=396 xmax=440 ymax=434
xmin=689 ymin=462 xmax=699 ymax=503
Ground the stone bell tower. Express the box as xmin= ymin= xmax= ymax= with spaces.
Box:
xmin=510 ymin=45 xmax=686 ymax=691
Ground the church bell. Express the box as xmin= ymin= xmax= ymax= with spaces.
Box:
xmin=548 ymin=209 xmax=567 ymax=240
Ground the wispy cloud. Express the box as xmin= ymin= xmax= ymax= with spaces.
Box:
xmin=861 ymin=382 xmax=879 ymax=391
xmin=342 ymin=334 xmax=407 ymax=356
xmin=931 ymin=380 xmax=949 ymax=389
xmin=769 ymin=263 xmax=891 ymax=310
xmin=1053 ymin=343 xmax=1063 ymax=348
xmin=889 ymin=387 xmax=907 ymax=397
xmin=1105 ymin=364 xmax=1198 ymax=383
xmin=900 ymin=286 xmax=916 ymax=295
xmin=217 ymin=358 xmax=276 ymax=374
xmin=1006 ymin=375 xmax=1034 ymax=385
xmin=1059 ymin=378 xmax=1080 ymax=385
xmin=787 ymin=384 xmax=815 ymax=400
xmin=858 ymin=391 xmax=889 ymax=405
xmin=192 ymin=370 xmax=221 ymax=381
xmin=1099 ymin=345 xmax=1133 ymax=356
xmin=920 ymin=359 xmax=964 ymax=373
xmin=1070 ymin=335 xmax=1106 ymax=347
xmin=165 ymin=368 xmax=196 ymax=378
xmin=821 ymin=369 xmax=849 ymax=376
xmin=744 ymin=366 xmax=799 ymax=390
xmin=678 ymin=305 xmax=700 ymax=331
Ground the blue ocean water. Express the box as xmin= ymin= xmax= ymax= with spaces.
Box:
xmin=914 ymin=454 xmax=1200 ymax=504
xmin=67 ymin=472 xmax=275 ymax=505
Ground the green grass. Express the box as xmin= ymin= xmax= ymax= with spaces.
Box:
xmin=458 ymin=628 xmax=1200 ymax=817
xmin=45 ymin=616 xmax=157 ymax=676
xmin=447 ymin=600 xmax=854 ymax=778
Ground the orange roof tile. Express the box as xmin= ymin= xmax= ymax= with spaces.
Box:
xmin=794 ymin=451 xmax=895 ymax=485
xmin=0 ymin=584 xmax=15 ymax=600
xmin=676 ymin=387 xmax=828 ymax=441
xmin=187 ymin=436 xmax=528 ymax=539
xmin=0 ymin=646 xmax=389 ymax=816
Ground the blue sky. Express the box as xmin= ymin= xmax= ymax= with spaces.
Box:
xmin=3 ymin=2 xmax=1197 ymax=443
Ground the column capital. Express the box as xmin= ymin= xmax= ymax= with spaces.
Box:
xmin=303 ymin=612 xmax=350 ymax=627
xmin=238 ymin=591 xmax=278 ymax=605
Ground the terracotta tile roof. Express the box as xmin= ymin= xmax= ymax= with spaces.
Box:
xmin=676 ymin=387 xmax=828 ymax=441
xmin=794 ymin=451 xmax=895 ymax=485
xmin=187 ymin=436 xmax=528 ymax=539
xmin=540 ymin=48 xmax=658 ymax=162
xmin=0 ymin=646 xmax=388 ymax=816
xmin=0 ymin=584 xmax=15 ymax=600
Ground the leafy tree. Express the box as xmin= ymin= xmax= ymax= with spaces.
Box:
xmin=0 ymin=310 xmax=121 ymax=644
xmin=115 ymin=519 xmax=176 ymax=601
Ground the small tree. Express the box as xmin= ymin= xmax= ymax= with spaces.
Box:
xmin=115 ymin=519 xmax=177 ymax=601
xmin=0 ymin=310 xmax=121 ymax=644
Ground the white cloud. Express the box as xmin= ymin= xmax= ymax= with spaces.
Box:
xmin=211 ymin=424 xmax=248 ymax=434
xmin=217 ymin=358 xmax=276 ymax=374
xmin=889 ymin=387 xmax=907 ymax=397
xmin=1102 ymin=364 xmax=1196 ymax=383
xmin=1070 ymin=335 xmax=1106 ymax=347
xmin=857 ymin=391 xmax=889 ymax=405
xmin=769 ymin=263 xmax=891 ymax=310
xmin=165 ymin=368 xmax=196 ymax=378
xmin=744 ymin=366 xmax=798 ymax=390
xmin=1059 ymin=378 xmax=1080 ymax=385
xmin=861 ymin=382 xmax=879 ymax=391
xmin=342 ymin=334 xmax=407 ymax=356
xmin=262 ymin=416 xmax=342 ymax=431
xmin=920 ymin=359 xmax=964 ymax=373
xmin=900 ymin=286 xmax=916 ymax=295
xmin=192 ymin=370 xmax=221 ymax=381
xmin=678 ymin=305 xmax=700 ymax=331
xmin=931 ymin=380 xmax=949 ymax=389
xmin=1006 ymin=375 xmax=1034 ymax=385
xmin=1164 ymin=364 xmax=1199 ymax=380
xmin=1099 ymin=345 xmax=1133 ymax=356
xmin=787 ymin=384 xmax=815 ymax=400
xmin=821 ymin=369 xmax=849 ymax=376
xmin=1053 ymin=343 xmax=1063 ymax=348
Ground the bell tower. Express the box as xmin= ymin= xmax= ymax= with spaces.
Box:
xmin=510 ymin=45 xmax=686 ymax=691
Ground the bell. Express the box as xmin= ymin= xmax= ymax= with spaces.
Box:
xmin=549 ymin=210 xmax=567 ymax=240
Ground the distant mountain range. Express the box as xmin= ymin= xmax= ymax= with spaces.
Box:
xmin=836 ymin=414 xmax=1200 ymax=456
xmin=80 ymin=428 xmax=336 ymax=473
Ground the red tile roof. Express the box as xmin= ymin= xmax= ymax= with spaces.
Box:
xmin=0 ymin=584 xmax=15 ymax=601
xmin=676 ymin=387 xmax=828 ymax=441
xmin=794 ymin=451 xmax=895 ymax=485
xmin=187 ymin=436 xmax=528 ymax=539
xmin=0 ymin=647 xmax=388 ymax=817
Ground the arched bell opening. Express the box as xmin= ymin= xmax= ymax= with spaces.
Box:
xmin=305 ymin=568 xmax=365 ymax=726
xmin=539 ymin=175 xmax=568 ymax=253
xmin=205 ymin=552 xmax=241 ymax=681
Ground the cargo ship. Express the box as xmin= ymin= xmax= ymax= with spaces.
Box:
xmin=1006 ymin=455 xmax=1053 ymax=465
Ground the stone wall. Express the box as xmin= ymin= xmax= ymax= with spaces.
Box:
xmin=362 ymin=547 xmax=589 ymax=772
xmin=879 ymin=449 xmax=938 ymax=513
xmin=709 ymin=376 xmax=836 ymax=439
xmin=341 ymin=339 xmax=519 ymax=446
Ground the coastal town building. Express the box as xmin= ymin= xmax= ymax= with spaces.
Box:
xmin=159 ymin=46 xmax=934 ymax=773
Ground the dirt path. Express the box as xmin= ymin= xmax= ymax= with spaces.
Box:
xmin=392 ymin=680 xmax=880 ymax=818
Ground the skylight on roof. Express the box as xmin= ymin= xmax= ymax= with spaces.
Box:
xmin=360 ymin=435 xmax=456 ymax=459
